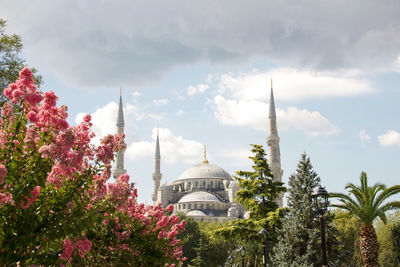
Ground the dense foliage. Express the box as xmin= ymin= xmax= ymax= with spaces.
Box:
xmin=0 ymin=68 xmax=185 ymax=266
xmin=331 ymin=210 xmax=362 ymax=266
xmin=375 ymin=212 xmax=400 ymax=266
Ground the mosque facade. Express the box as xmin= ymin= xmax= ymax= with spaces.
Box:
xmin=113 ymin=82 xmax=283 ymax=222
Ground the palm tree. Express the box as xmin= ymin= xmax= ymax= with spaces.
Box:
xmin=330 ymin=171 xmax=400 ymax=267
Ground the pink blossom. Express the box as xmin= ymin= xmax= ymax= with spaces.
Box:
xmin=19 ymin=186 xmax=40 ymax=209
xmin=60 ymin=238 xmax=73 ymax=263
xmin=76 ymin=238 xmax=92 ymax=258
xmin=166 ymin=204 xmax=174 ymax=213
xmin=0 ymin=164 xmax=7 ymax=184
xmin=0 ymin=192 xmax=14 ymax=206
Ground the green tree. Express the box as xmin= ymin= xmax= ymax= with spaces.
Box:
xmin=190 ymin=222 xmax=236 ymax=267
xmin=331 ymin=172 xmax=400 ymax=267
xmin=375 ymin=211 xmax=400 ymax=267
xmin=215 ymin=144 xmax=286 ymax=265
xmin=0 ymin=19 xmax=41 ymax=102
xmin=391 ymin=222 xmax=400 ymax=266
xmin=176 ymin=215 xmax=202 ymax=266
xmin=332 ymin=210 xmax=362 ymax=266
xmin=272 ymin=153 xmax=321 ymax=266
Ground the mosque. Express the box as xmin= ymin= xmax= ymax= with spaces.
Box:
xmin=112 ymin=83 xmax=283 ymax=222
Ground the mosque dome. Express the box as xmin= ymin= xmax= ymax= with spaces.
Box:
xmin=158 ymin=183 xmax=173 ymax=191
xmin=227 ymin=206 xmax=239 ymax=217
xmin=176 ymin=162 xmax=232 ymax=181
xmin=178 ymin=191 xmax=221 ymax=203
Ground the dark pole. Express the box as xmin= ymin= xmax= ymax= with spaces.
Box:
xmin=262 ymin=239 xmax=267 ymax=267
xmin=264 ymin=237 xmax=269 ymax=266
xmin=320 ymin=215 xmax=328 ymax=267
xmin=242 ymin=257 xmax=245 ymax=267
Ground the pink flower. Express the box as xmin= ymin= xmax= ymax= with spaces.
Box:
xmin=0 ymin=164 xmax=7 ymax=184
xmin=0 ymin=192 xmax=14 ymax=207
xmin=76 ymin=238 xmax=92 ymax=258
xmin=60 ymin=238 xmax=73 ymax=263
xmin=19 ymin=186 xmax=40 ymax=209
xmin=166 ymin=204 xmax=174 ymax=213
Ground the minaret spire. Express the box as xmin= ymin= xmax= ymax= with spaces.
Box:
xmin=202 ymin=145 xmax=209 ymax=164
xmin=267 ymin=79 xmax=284 ymax=207
xmin=152 ymin=129 xmax=163 ymax=202
xmin=113 ymin=87 xmax=127 ymax=179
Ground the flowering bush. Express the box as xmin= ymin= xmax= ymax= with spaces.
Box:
xmin=0 ymin=68 xmax=185 ymax=266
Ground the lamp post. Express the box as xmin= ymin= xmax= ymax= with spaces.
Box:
xmin=311 ymin=185 xmax=329 ymax=267
xmin=227 ymin=255 xmax=234 ymax=267
xmin=239 ymin=246 xmax=246 ymax=267
xmin=258 ymin=228 xmax=268 ymax=267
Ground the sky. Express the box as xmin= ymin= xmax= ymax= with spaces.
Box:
xmin=1 ymin=1 xmax=400 ymax=204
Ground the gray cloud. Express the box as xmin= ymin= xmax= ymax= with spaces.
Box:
xmin=1 ymin=0 xmax=400 ymax=88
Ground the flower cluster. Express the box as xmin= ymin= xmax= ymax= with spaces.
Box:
xmin=0 ymin=68 xmax=185 ymax=266
xmin=60 ymin=236 xmax=92 ymax=263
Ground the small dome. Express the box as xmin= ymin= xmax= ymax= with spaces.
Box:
xmin=187 ymin=210 xmax=207 ymax=217
xmin=158 ymin=183 xmax=173 ymax=191
xmin=228 ymin=206 xmax=239 ymax=217
xmin=244 ymin=211 xmax=251 ymax=219
xmin=228 ymin=180 xmax=239 ymax=188
xmin=176 ymin=162 xmax=232 ymax=182
xmin=178 ymin=191 xmax=221 ymax=203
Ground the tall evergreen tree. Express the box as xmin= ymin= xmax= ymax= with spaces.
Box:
xmin=272 ymin=153 xmax=321 ymax=266
xmin=215 ymin=144 xmax=286 ymax=264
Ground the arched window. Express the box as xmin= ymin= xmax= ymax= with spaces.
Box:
xmin=203 ymin=181 xmax=206 ymax=188
xmin=183 ymin=204 xmax=186 ymax=209
xmin=188 ymin=204 xmax=192 ymax=209
xmin=210 ymin=181 xmax=213 ymax=188
xmin=195 ymin=181 xmax=198 ymax=188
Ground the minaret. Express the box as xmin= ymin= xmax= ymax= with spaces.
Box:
xmin=152 ymin=129 xmax=163 ymax=202
xmin=267 ymin=79 xmax=284 ymax=207
xmin=113 ymin=87 xmax=127 ymax=179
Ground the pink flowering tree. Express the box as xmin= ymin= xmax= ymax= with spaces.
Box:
xmin=0 ymin=68 xmax=185 ymax=266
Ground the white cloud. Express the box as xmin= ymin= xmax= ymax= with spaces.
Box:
xmin=378 ymin=130 xmax=400 ymax=147
xmin=126 ymin=128 xmax=203 ymax=164
xmin=148 ymin=114 xmax=163 ymax=121
xmin=359 ymin=130 xmax=371 ymax=143
xmin=75 ymin=102 xmax=118 ymax=144
xmin=213 ymin=95 xmax=340 ymax=136
xmin=176 ymin=109 xmax=184 ymax=116
xmin=153 ymin=98 xmax=169 ymax=106
xmin=218 ymin=68 xmax=374 ymax=102
xmin=132 ymin=91 xmax=141 ymax=97
xmin=75 ymin=101 xmax=141 ymax=144
xmin=214 ymin=95 xmax=266 ymax=131
xmin=187 ymin=84 xmax=209 ymax=96
xmin=277 ymin=107 xmax=340 ymax=136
